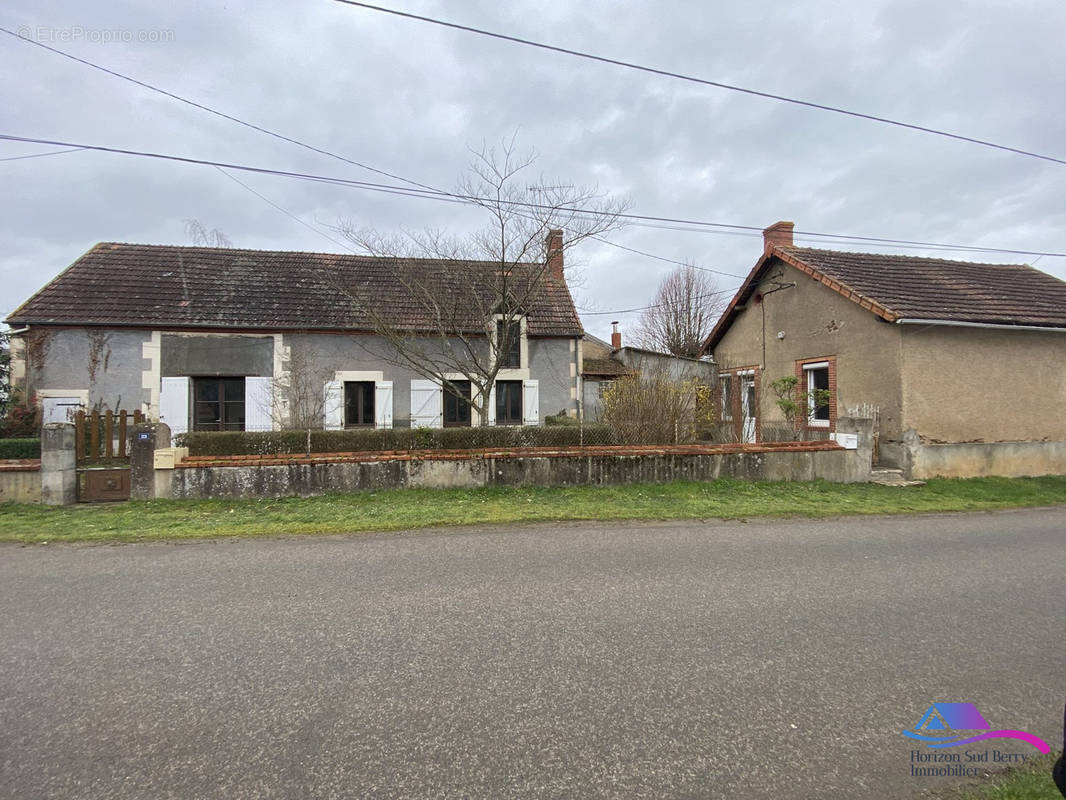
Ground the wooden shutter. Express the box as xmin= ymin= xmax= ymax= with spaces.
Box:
xmin=410 ymin=379 xmax=442 ymax=428
xmin=486 ymin=384 xmax=496 ymax=426
xmin=375 ymin=381 xmax=393 ymax=429
xmin=323 ymin=381 xmax=343 ymax=430
xmin=159 ymin=377 xmax=190 ymax=435
xmin=522 ymin=379 xmax=540 ymax=425
xmin=244 ymin=377 xmax=273 ymax=432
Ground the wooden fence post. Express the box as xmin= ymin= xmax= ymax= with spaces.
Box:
xmin=118 ymin=410 xmax=128 ymax=459
xmin=75 ymin=410 xmax=86 ymax=465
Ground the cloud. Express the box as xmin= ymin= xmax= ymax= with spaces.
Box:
xmin=3 ymin=0 xmax=1064 ymax=342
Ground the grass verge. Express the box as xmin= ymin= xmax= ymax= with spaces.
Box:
xmin=0 ymin=475 xmax=1064 ymax=543
xmin=923 ymin=752 xmax=1062 ymax=799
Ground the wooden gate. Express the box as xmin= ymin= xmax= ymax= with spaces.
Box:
xmin=75 ymin=409 xmax=143 ymax=502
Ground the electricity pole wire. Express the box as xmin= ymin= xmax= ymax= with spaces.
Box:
xmin=334 ymin=0 xmax=1066 ymax=169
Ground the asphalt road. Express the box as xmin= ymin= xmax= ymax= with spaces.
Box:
xmin=1 ymin=509 xmax=1063 ymax=799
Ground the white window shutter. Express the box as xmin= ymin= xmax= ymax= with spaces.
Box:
xmin=409 ymin=379 xmax=442 ymax=428
xmin=245 ymin=377 xmax=273 ymax=432
xmin=375 ymin=381 xmax=393 ymax=429
xmin=523 ymin=379 xmax=540 ymax=426
xmin=159 ymin=377 xmax=190 ymax=435
xmin=323 ymin=381 xmax=343 ymax=430
xmin=486 ymin=385 xmax=496 ymax=426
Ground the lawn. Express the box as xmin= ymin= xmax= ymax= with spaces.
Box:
xmin=924 ymin=752 xmax=1063 ymax=799
xmin=1 ymin=475 xmax=1064 ymax=543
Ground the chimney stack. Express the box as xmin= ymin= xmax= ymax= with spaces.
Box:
xmin=546 ymin=229 xmax=564 ymax=282
xmin=763 ymin=220 xmax=795 ymax=255
xmin=611 ymin=321 xmax=621 ymax=349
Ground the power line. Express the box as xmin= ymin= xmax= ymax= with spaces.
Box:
xmin=578 ymin=285 xmax=739 ymax=317
xmin=0 ymin=146 xmax=85 ymax=162
xmin=6 ymin=33 xmax=1061 ymax=260
xmin=213 ymin=166 xmax=357 ymax=253
xmin=3 ymin=132 xmax=1063 ymax=260
xmin=0 ymin=25 xmax=445 ymax=194
xmin=334 ymin=1 xmax=1066 ymax=169
xmin=591 ymin=236 xmax=748 ymax=278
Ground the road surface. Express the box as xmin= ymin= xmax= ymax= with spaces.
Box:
xmin=1 ymin=509 xmax=1063 ymax=798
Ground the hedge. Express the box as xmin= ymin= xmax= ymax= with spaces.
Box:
xmin=175 ymin=425 xmax=617 ymax=457
xmin=0 ymin=438 xmax=41 ymax=459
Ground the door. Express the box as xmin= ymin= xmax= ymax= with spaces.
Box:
xmin=740 ymin=373 xmax=756 ymax=443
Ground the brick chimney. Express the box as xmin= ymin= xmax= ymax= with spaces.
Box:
xmin=763 ymin=220 xmax=795 ymax=255
xmin=546 ymin=228 xmax=564 ymax=282
xmin=611 ymin=321 xmax=621 ymax=349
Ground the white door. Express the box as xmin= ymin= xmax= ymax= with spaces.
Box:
xmin=741 ymin=374 xmax=756 ymax=443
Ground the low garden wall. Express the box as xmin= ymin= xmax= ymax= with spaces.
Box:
xmin=0 ymin=460 xmax=41 ymax=503
xmin=907 ymin=439 xmax=1066 ymax=479
xmin=165 ymin=438 xmax=871 ymax=500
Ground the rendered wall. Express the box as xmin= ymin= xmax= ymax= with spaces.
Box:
xmin=906 ymin=439 xmax=1066 ymax=479
xmin=22 ymin=327 xmax=579 ymax=428
xmin=711 ymin=261 xmax=903 ymax=440
xmin=900 ymin=325 xmax=1066 ymax=442
xmin=22 ymin=327 xmax=151 ymax=410
xmin=0 ymin=464 xmax=40 ymax=503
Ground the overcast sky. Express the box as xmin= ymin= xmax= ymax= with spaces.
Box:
xmin=2 ymin=0 xmax=1064 ymax=341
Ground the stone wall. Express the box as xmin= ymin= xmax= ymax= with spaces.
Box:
xmin=0 ymin=461 xmax=40 ymax=503
xmin=901 ymin=434 xmax=1066 ymax=479
xmin=165 ymin=438 xmax=870 ymax=500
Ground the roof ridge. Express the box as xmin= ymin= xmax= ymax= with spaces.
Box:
xmin=783 ymin=245 xmax=1031 ymax=269
xmin=93 ymin=241 xmax=540 ymax=268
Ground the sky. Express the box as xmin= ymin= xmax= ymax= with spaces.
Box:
xmin=2 ymin=0 xmax=1065 ymax=342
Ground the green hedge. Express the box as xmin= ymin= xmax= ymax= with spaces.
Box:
xmin=175 ymin=425 xmax=616 ymax=457
xmin=0 ymin=438 xmax=41 ymax=459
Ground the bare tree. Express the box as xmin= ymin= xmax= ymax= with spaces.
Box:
xmin=272 ymin=344 xmax=340 ymax=455
xmin=184 ymin=219 xmax=232 ymax=248
xmin=331 ymin=139 xmax=627 ymax=425
xmin=635 ymin=264 xmax=725 ymax=358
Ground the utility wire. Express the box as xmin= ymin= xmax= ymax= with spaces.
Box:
xmin=578 ymin=285 xmax=739 ymax=316
xmin=0 ymin=146 xmax=85 ymax=162
xmin=4 ymin=132 xmax=1062 ymax=260
xmin=0 ymin=24 xmax=447 ymax=194
xmin=4 ymin=31 xmax=1060 ymax=259
xmin=334 ymin=1 xmax=1066 ymax=169
xmin=213 ymin=166 xmax=357 ymax=253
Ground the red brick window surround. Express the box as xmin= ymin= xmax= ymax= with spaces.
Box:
xmin=795 ymin=356 xmax=837 ymax=433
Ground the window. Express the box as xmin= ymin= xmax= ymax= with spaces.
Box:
xmin=443 ymin=381 xmax=471 ymax=427
xmin=497 ymin=320 xmax=521 ymax=368
xmin=344 ymin=381 xmax=375 ymax=427
xmin=193 ymin=377 xmax=245 ymax=431
xmin=495 ymin=380 xmax=523 ymax=425
xmin=802 ymin=361 xmax=832 ymax=428
xmin=719 ymin=375 xmax=733 ymax=421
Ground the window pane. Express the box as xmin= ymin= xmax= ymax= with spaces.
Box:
xmin=806 ymin=366 xmax=830 ymax=421
xmin=345 ymin=381 xmax=375 ymax=426
xmin=496 ymin=380 xmax=522 ymax=424
xmin=497 ymin=321 xmax=520 ymax=368
xmin=444 ymin=381 xmax=471 ymax=426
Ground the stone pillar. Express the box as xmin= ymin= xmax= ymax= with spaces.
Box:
xmin=835 ymin=417 xmax=874 ymax=482
xmin=40 ymin=423 xmax=77 ymax=505
xmin=129 ymin=422 xmax=170 ymax=500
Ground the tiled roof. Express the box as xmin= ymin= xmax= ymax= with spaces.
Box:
xmin=781 ymin=247 xmax=1066 ymax=327
xmin=6 ymin=243 xmax=583 ymax=336
xmin=704 ymin=244 xmax=1066 ymax=352
xmin=581 ymin=357 xmax=633 ymax=377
